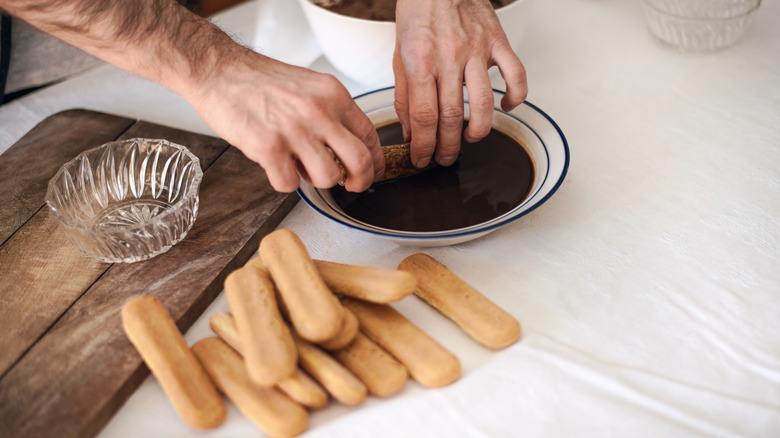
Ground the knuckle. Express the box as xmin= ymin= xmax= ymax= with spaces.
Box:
xmin=469 ymin=88 xmax=495 ymax=111
xmin=394 ymin=96 xmax=409 ymax=117
xmin=313 ymin=166 xmax=342 ymax=189
xmin=401 ymin=43 xmax=435 ymax=74
xmin=268 ymin=168 xmax=299 ymax=193
xmin=353 ymin=146 xmax=373 ymax=170
xmin=250 ymin=135 xmax=285 ymax=164
xmin=439 ymin=105 xmax=464 ymax=127
xmin=274 ymin=179 xmax=299 ymax=193
xmin=411 ymin=106 xmax=439 ymax=128
xmin=314 ymin=72 xmax=343 ymax=91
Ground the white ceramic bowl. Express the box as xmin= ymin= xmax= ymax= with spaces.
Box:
xmin=297 ymin=0 xmax=536 ymax=88
xmin=297 ymin=86 xmax=569 ymax=247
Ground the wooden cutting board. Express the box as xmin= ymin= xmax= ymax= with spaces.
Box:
xmin=0 ymin=109 xmax=298 ymax=438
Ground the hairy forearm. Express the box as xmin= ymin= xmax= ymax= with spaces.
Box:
xmin=0 ymin=0 xmax=240 ymax=96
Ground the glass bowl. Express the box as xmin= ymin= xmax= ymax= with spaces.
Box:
xmin=297 ymin=86 xmax=569 ymax=247
xmin=46 ymin=138 xmax=203 ymax=263
xmin=641 ymin=0 xmax=761 ymax=52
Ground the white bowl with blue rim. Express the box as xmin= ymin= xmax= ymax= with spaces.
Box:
xmin=298 ymin=86 xmax=569 ymax=247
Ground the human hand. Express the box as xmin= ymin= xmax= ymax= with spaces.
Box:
xmin=393 ymin=0 xmax=528 ymax=168
xmin=186 ymin=48 xmax=384 ymax=193
xmin=0 ymin=0 xmax=383 ymax=193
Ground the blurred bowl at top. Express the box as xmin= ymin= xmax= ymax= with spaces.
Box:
xmin=641 ymin=0 xmax=761 ymax=52
xmin=297 ymin=0 xmax=536 ymax=88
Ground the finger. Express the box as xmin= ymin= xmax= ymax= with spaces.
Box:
xmin=492 ymin=43 xmax=527 ymax=111
xmin=405 ymin=68 xmax=439 ymax=169
xmin=290 ymin=139 xmax=344 ymax=189
xmin=463 ymin=58 xmax=494 ymax=143
xmin=295 ymin=159 xmax=314 ymax=188
xmin=434 ymin=67 xmax=465 ymax=167
xmin=319 ymin=116 xmax=377 ymax=193
xmin=277 ymin=120 xmax=345 ymax=189
xmin=392 ymin=49 xmax=412 ymax=143
xmin=258 ymin=146 xmax=301 ymax=193
xmin=340 ymin=100 xmax=385 ymax=187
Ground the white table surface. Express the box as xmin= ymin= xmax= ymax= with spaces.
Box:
xmin=2 ymin=0 xmax=778 ymax=437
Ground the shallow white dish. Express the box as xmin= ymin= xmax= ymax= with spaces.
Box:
xmin=297 ymin=86 xmax=569 ymax=247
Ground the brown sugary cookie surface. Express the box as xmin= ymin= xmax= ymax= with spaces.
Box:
xmin=376 ymin=143 xmax=437 ymax=183
xmin=193 ymin=337 xmax=309 ymax=438
xmin=260 ymin=229 xmax=345 ymax=342
xmin=399 ymin=253 xmax=521 ymax=349
xmin=122 ymin=296 xmax=226 ymax=430
xmin=225 ymin=266 xmax=297 ymax=386
xmin=332 ymin=332 xmax=409 ymax=397
xmin=342 ymin=297 xmax=461 ymax=388
xmin=314 ymin=259 xmax=416 ymax=303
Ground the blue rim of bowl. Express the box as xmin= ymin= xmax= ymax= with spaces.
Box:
xmin=297 ymin=87 xmax=570 ymax=242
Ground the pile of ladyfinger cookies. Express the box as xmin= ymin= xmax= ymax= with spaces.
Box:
xmin=121 ymin=229 xmax=521 ymax=438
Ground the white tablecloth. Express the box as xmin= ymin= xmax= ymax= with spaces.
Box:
xmin=2 ymin=0 xmax=778 ymax=437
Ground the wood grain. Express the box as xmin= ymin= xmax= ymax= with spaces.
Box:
xmin=0 ymin=110 xmax=298 ymax=438
xmin=0 ymin=113 xmax=228 ymax=378
xmin=0 ymin=109 xmax=134 ymax=244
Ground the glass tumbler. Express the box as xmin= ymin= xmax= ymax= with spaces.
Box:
xmin=641 ymin=0 xmax=761 ymax=51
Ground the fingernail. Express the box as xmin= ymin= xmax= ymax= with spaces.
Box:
xmin=438 ymin=155 xmax=457 ymax=166
xmin=415 ymin=157 xmax=431 ymax=168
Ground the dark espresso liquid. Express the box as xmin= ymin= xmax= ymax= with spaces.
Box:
xmin=330 ymin=122 xmax=534 ymax=232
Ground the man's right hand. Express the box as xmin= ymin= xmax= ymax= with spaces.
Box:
xmin=185 ymin=49 xmax=385 ymax=193
xmin=0 ymin=0 xmax=385 ymax=193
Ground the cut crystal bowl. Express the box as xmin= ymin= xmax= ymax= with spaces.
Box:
xmin=46 ymin=138 xmax=203 ymax=263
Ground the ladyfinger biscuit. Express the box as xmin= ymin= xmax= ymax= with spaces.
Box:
xmin=294 ymin=335 xmax=367 ymax=406
xmin=341 ymin=297 xmax=461 ymax=388
xmin=276 ymin=368 xmax=330 ymax=409
xmin=121 ymin=296 xmax=226 ymax=430
xmin=209 ymin=311 xmax=242 ymax=352
xmin=260 ymin=229 xmax=344 ymax=342
xmin=209 ymin=312 xmax=329 ymax=409
xmin=332 ymin=332 xmax=409 ymax=397
xmin=376 ymin=143 xmax=437 ymax=183
xmin=318 ymin=306 xmax=359 ymax=351
xmin=314 ymin=259 xmax=416 ymax=303
xmin=192 ymin=337 xmax=309 ymax=438
xmin=224 ymin=266 xmax=297 ymax=386
xmin=398 ymin=253 xmax=521 ymax=349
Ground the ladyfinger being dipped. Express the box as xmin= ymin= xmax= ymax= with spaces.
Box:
xmin=331 ymin=332 xmax=409 ymax=397
xmin=224 ymin=266 xmax=297 ymax=387
xmin=260 ymin=229 xmax=344 ymax=342
xmin=193 ymin=337 xmax=309 ymax=438
xmin=209 ymin=312 xmax=329 ymax=409
xmin=314 ymin=260 xmax=416 ymax=303
xmin=341 ymin=297 xmax=461 ymax=388
xmin=294 ymin=334 xmax=367 ymax=406
xmin=121 ymin=296 xmax=226 ymax=430
xmin=399 ymin=253 xmax=521 ymax=349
